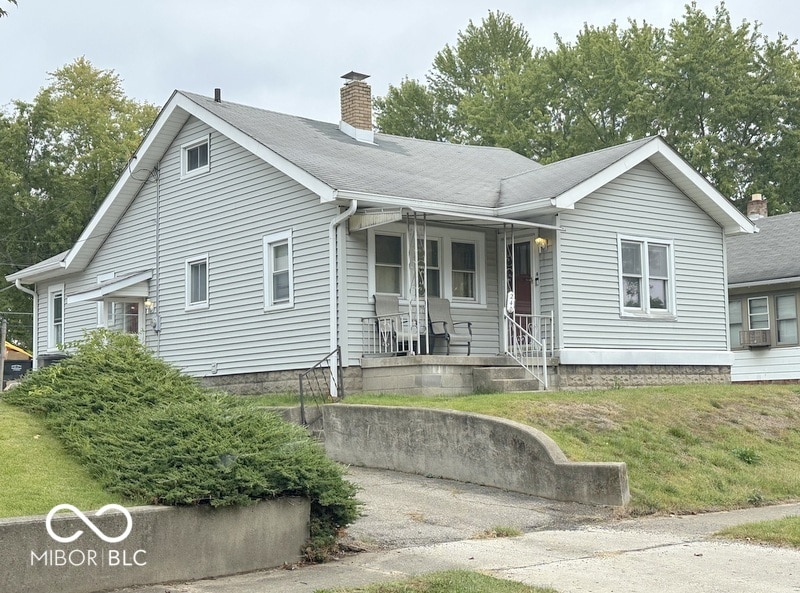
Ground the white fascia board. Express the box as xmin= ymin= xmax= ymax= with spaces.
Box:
xmin=728 ymin=276 xmax=800 ymax=290
xmin=175 ymin=94 xmax=337 ymax=202
xmin=67 ymin=270 xmax=152 ymax=304
xmin=550 ymin=137 xmax=755 ymax=236
xmin=552 ymin=140 xmax=664 ymax=210
xmin=559 ymin=348 xmax=734 ymax=366
xmin=65 ymin=91 xmax=188 ymax=272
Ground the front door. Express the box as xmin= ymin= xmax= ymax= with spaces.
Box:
xmin=513 ymin=241 xmax=533 ymax=319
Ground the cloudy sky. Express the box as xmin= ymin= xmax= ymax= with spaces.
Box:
xmin=2 ymin=1 xmax=798 ymax=123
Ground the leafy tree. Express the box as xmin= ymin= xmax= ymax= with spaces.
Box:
xmin=376 ymin=3 xmax=800 ymax=212
xmin=374 ymin=78 xmax=447 ymax=141
xmin=0 ymin=0 xmax=17 ymax=18
xmin=0 ymin=58 xmax=159 ymax=348
xmin=376 ymin=10 xmax=533 ymax=143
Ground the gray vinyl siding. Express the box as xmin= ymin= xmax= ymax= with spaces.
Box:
xmin=343 ymin=225 xmax=502 ymax=359
xmin=732 ymin=347 xmax=800 ymax=381
xmin=557 ymin=161 xmax=728 ymax=351
xmin=45 ymin=117 xmax=339 ymax=377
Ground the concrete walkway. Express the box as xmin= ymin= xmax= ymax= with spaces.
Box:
xmin=116 ymin=467 xmax=800 ymax=593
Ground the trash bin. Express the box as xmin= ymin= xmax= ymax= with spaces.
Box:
xmin=3 ymin=359 xmax=32 ymax=388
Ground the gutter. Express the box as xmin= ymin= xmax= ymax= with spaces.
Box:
xmin=14 ymin=280 xmax=37 ymax=368
xmin=329 ymin=199 xmax=358 ymax=394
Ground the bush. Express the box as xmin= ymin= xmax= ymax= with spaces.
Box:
xmin=3 ymin=330 xmax=359 ymax=550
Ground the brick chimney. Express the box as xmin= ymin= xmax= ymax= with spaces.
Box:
xmin=746 ymin=194 xmax=768 ymax=221
xmin=339 ymin=71 xmax=374 ymax=143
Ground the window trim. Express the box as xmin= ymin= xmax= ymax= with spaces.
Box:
xmin=47 ymin=283 xmax=65 ymax=351
xmin=180 ymin=135 xmax=210 ymax=179
xmin=185 ymin=255 xmax=209 ymax=311
xmin=367 ymin=225 xmax=486 ymax=305
xmin=617 ymin=235 xmax=676 ymax=319
xmin=264 ymin=230 xmax=294 ymax=311
xmin=776 ymin=293 xmax=798 ymax=345
xmin=102 ymin=299 xmax=145 ymax=339
xmin=747 ymin=296 xmax=770 ymax=331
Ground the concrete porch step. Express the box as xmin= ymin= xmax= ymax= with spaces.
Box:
xmin=473 ymin=366 xmax=544 ymax=393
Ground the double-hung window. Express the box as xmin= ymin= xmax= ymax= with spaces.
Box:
xmin=181 ymin=136 xmax=210 ymax=178
xmin=776 ymin=295 xmax=798 ymax=345
xmin=48 ymin=284 xmax=64 ymax=349
xmin=264 ymin=230 xmax=294 ymax=309
xmin=619 ymin=237 xmax=674 ymax=316
xmin=425 ymin=239 xmax=441 ymax=297
xmin=729 ymin=299 xmax=743 ymax=349
xmin=451 ymin=241 xmax=477 ymax=300
xmin=374 ymin=234 xmax=403 ymax=295
xmin=185 ymin=256 xmax=209 ymax=310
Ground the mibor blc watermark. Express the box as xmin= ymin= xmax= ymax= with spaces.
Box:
xmin=31 ymin=504 xmax=147 ymax=568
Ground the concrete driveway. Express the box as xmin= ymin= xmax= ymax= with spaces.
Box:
xmin=116 ymin=466 xmax=800 ymax=593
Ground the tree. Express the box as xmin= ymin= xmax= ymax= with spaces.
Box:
xmin=376 ymin=10 xmax=534 ymax=143
xmin=0 ymin=58 xmax=159 ymax=348
xmin=376 ymin=3 xmax=800 ymax=212
xmin=374 ymin=78 xmax=447 ymax=141
xmin=0 ymin=0 xmax=17 ymax=18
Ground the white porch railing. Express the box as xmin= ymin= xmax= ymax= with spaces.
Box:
xmin=504 ymin=311 xmax=549 ymax=389
xmin=512 ymin=312 xmax=554 ymax=358
xmin=361 ymin=312 xmax=427 ymax=356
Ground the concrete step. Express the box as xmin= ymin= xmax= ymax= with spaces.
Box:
xmin=473 ymin=366 xmax=544 ymax=393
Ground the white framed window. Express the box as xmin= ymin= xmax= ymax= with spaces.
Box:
xmin=729 ymin=299 xmax=743 ymax=349
xmin=374 ymin=233 xmax=403 ymax=295
xmin=47 ymin=284 xmax=65 ymax=350
xmin=368 ymin=226 xmax=485 ymax=304
xmin=748 ymin=296 xmax=769 ymax=330
xmin=618 ymin=236 xmax=675 ymax=317
xmin=451 ymin=241 xmax=477 ymax=301
xmin=185 ymin=255 xmax=209 ymax=310
xmin=264 ymin=230 xmax=294 ymax=310
xmin=425 ymin=239 xmax=441 ymax=298
xmin=105 ymin=300 xmax=144 ymax=335
xmin=181 ymin=135 xmax=210 ymax=178
xmin=776 ymin=294 xmax=798 ymax=345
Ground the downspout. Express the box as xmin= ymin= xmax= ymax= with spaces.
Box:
xmin=329 ymin=198 xmax=357 ymax=395
xmin=15 ymin=279 xmax=37 ymax=368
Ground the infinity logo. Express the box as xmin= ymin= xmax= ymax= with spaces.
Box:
xmin=45 ymin=504 xmax=133 ymax=544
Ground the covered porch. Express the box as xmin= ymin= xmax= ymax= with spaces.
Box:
xmin=349 ymin=206 xmax=560 ymax=390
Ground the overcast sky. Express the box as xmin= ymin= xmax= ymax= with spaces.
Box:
xmin=2 ymin=1 xmax=798 ymax=123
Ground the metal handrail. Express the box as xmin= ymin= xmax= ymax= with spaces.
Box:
xmin=298 ymin=346 xmax=343 ymax=427
xmin=504 ymin=311 xmax=548 ymax=389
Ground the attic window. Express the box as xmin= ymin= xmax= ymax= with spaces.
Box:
xmin=181 ymin=136 xmax=210 ymax=178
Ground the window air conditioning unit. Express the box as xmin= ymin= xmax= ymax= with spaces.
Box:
xmin=739 ymin=329 xmax=770 ymax=348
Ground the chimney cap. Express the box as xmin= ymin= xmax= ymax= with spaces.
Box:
xmin=341 ymin=71 xmax=370 ymax=82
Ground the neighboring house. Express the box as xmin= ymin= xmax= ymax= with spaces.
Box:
xmin=727 ymin=196 xmax=800 ymax=382
xmin=6 ymin=74 xmax=754 ymax=394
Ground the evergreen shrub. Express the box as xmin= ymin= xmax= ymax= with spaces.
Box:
xmin=3 ymin=329 xmax=359 ymax=552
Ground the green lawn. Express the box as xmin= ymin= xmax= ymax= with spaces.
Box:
xmin=0 ymin=400 xmax=123 ymax=517
xmin=717 ymin=516 xmax=800 ymax=548
xmin=314 ymin=570 xmax=556 ymax=593
xmin=252 ymin=383 xmax=800 ymax=515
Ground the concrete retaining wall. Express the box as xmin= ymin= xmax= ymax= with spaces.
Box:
xmin=322 ymin=405 xmax=629 ymax=507
xmin=0 ymin=498 xmax=309 ymax=593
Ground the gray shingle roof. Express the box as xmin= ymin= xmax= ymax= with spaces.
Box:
xmin=727 ymin=212 xmax=800 ymax=284
xmin=182 ymin=92 xmax=543 ymax=208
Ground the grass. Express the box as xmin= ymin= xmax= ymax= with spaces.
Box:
xmin=314 ymin=570 xmax=557 ymax=593
xmin=0 ymin=400 xmax=124 ymax=517
xmin=473 ymin=525 xmax=524 ymax=539
xmin=260 ymin=383 xmax=800 ymax=515
xmin=717 ymin=516 xmax=800 ymax=548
